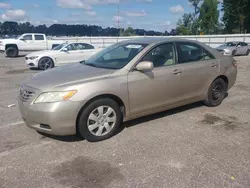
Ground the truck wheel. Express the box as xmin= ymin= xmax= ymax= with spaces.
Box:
xmin=6 ymin=47 xmax=18 ymax=57
xmin=38 ymin=57 xmax=54 ymax=70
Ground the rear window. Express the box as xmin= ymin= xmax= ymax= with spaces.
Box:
xmin=35 ymin=35 xmax=44 ymax=40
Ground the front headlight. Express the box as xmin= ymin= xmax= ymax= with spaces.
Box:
xmin=34 ymin=90 xmax=77 ymax=104
xmin=29 ymin=56 xmax=39 ymax=60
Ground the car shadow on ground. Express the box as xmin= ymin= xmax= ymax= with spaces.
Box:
xmin=39 ymin=93 xmax=229 ymax=142
xmin=38 ymin=131 xmax=84 ymax=142
xmin=29 ymin=67 xmax=41 ymax=71
xmin=122 ymin=102 xmax=204 ymax=129
xmin=5 ymin=55 xmax=26 ymax=58
xmin=39 ymin=102 xmax=204 ymax=143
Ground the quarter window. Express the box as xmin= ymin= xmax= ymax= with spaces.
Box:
xmin=177 ymin=43 xmax=204 ymax=63
xmin=142 ymin=43 xmax=176 ymax=68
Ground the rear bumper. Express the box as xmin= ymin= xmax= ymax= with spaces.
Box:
xmin=226 ymin=67 xmax=237 ymax=90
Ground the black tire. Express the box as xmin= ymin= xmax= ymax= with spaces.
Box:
xmin=245 ymin=49 xmax=250 ymax=56
xmin=204 ymin=78 xmax=227 ymax=107
xmin=6 ymin=47 xmax=18 ymax=57
xmin=77 ymin=98 xmax=122 ymax=142
xmin=38 ymin=57 xmax=54 ymax=70
xmin=232 ymin=50 xmax=236 ymax=56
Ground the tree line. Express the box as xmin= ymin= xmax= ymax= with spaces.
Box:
xmin=0 ymin=21 xmax=165 ymax=37
xmin=176 ymin=0 xmax=250 ymax=35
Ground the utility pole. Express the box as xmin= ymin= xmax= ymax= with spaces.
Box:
xmin=117 ymin=0 xmax=120 ymax=29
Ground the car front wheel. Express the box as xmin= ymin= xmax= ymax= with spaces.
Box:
xmin=77 ymin=98 xmax=122 ymax=142
xmin=38 ymin=57 xmax=54 ymax=70
xmin=6 ymin=47 xmax=18 ymax=57
xmin=204 ymin=78 xmax=227 ymax=107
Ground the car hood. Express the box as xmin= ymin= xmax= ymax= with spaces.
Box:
xmin=26 ymin=50 xmax=59 ymax=57
xmin=22 ymin=63 xmax=115 ymax=91
xmin=0 ymin=38 xmax=19 ymax=44
xmin=216 ymin=45 xmax=234 ymax=50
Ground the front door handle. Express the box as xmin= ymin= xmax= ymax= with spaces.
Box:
xmin=173 ymin=69 xmax=182 ymax=75
xmin=211 ymin=63 xmax=218 ymax=68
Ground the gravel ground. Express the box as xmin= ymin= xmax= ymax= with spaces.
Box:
xmin=0 ymin=54 xmax=250 ymax=188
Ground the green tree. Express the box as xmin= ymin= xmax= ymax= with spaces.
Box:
xmin=222 ymin=0 xmax=249 ymax=33
xmin=120 ymin=27 xmax=136 ymax=36
xmin=187 ymin=0 xmax=202 ymax=34
xmin=199 ymin=0 xmax=219 ymax=34
xmin=189 ymin=0 xmax=201 ymax=18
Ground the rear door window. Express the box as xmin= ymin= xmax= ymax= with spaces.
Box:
xmin=176 ymin=42 xmax=204 ymax=64
xmin=34 ymin=35 xmax=44 ymax=40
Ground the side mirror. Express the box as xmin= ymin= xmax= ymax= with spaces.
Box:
xmin=237 ymin=45 xmax=241 ymax=48
xmin=20 ymin=38 xmax=25 ymax=41
xmin=135 ymin=61 xmax=154 ymax=71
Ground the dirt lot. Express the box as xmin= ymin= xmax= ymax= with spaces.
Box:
xmin=0 ymin=54 xmax=250 ymax=188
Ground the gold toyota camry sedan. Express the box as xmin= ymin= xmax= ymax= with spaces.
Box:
xmin=18 ymin=38 xmax=237 ymax=142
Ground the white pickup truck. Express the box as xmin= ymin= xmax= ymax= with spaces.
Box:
xmin=0 ymin=33 xmax=64 ymax=57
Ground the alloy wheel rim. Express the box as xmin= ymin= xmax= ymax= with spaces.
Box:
xmin=87 ymin=105 xmax=116 ymax=136
xmin=9 ymin=49 xmax=15 ymax=57
xmin=40 ymin=58 xmax=52 ymax=70
xmin=212 ymin=83 xmax=222 ymax=101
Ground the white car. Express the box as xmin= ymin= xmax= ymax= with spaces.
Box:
xmin=25 ymin=42 xmax=102 ymax=70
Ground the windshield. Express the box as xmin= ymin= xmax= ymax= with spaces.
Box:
xmin=80 ymin=42 xmax=148 ymax=69
xmin=52 ymin=43 xmax=68 ymax=50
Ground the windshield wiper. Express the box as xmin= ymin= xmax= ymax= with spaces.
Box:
xmin=83 ymin=62 xmax=101 ymax=68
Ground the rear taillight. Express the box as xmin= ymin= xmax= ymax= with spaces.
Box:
xmin=232 ymin=58 xmax=237 ymax=67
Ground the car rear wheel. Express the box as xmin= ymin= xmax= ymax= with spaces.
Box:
xmin=77 ymin=98 xmax=122 ymax=142
xmin=6 ymin=47 xmax=18 ymax=57
xmin=38 ymin=57 xmax=54 ymax=70
xmin=204 ymin=78 xmax=227 ymax=107
xmin=246 ymin=49 xmax=250 ymax=56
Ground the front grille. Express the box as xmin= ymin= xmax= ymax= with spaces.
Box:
xmin=19 ymin=87 xmax=35 ymax=102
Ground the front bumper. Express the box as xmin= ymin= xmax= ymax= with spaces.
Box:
xmin=216 ymin=49 xmax=232 ymax=56
xmin=0 ymin=45 xmax=5 ymax=53
xmin=25 ymin=57 xmax=39 ymax=68
xmin=223 ymin=51 xmax=232 ymax=56
xmin=18 ymin=87 xmax=85 ymax=136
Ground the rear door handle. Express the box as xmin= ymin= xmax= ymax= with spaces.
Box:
xmin=173 ymin=69 xmax=182 ymax=75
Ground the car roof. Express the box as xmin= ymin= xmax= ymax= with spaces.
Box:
xmin=119 ymin=37 xmax=207 ymax=46
xmin=226 ymin=41 xmax=245 ymax=43
xmin=120 ymin=37 xmax=224 ymax=58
